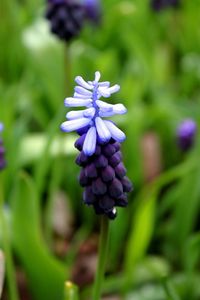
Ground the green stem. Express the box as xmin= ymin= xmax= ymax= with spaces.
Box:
xmin=92 ymin=215 xmax=110 ymax=300
xmin=64 ymin=281 xmax=79 ymax=300
xmin=0 ymin=175 xmax=19 ymax=300
xmin=64 ymin=43 xmax=71 ymax=95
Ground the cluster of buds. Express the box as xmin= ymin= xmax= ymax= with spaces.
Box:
xmin=46 ymin=0 xmax=100 ymax=42
xmin=75 ymin=136 xmax=132 ymax=219
xmin=61 ymin=72 xmax=133 ymax=219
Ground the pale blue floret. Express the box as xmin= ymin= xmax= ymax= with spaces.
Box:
xmin=0 ymin=123 xmax=4 ymax=132
xmin=60 ymin=71 xmax=127 ymax=156
xmin=83 ymin=126 xmax=97 ymax=156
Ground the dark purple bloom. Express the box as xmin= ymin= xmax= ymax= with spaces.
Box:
xmin=76 ymin=138 xmax=133 ymax=220
xmin=0 ymin=123 xmax=6 ymax=171
xmin=84 ymin=0 xmax=101 ymax=24
xmin=45 ymin=0 xmax=85 ymax=42
xmin=177 ymin=119 xmax=197 ymax=152
xmin=151 ymin=0 xmax=179 ymax=11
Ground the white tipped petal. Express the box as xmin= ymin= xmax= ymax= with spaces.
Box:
xmin=60 ymin=118 xmax=91 ymax=132
xmin=66 ymin=110 xmax=85 ymax=120
xmin=113 ymin=104 xmax=127 ymax=114
xmin=94 ymin=71 xmax=101 ymax=82
xmin=74 ymin=92 xmax=91 ymax=99
xmin=95 ymin=117 xmax=111 ymax=142
xmin=98 ymin=103 xmax=127 ymax=117
xmin=98 ymin=81 xmax=110 ymax=88
xmin=83 ymin=107 xmax=95 ymax=118
xmin=75 ymin=76 xmax=93 ymax=89
xmin=64 ymin=97 xmax=92 ymax=107
xmin=75 ymin=86 xmax=93 ymax=97
xmin=98 ymin=84 xmax=120 ymax=98
xmin=98 ymin=87 xmax=111 ymax=98
xmin=104 ymin=120 xmax=126 ymax=142
xmin=99 ymin=111 xmax=115 ymax=117
xmin=83 ymin=127 xmax=97 ymax=156
xmin=66 ymin=108 xmax=95 ymax=120
xmin=108 ymin=84 xmax=120 ymax=94
xmin=96 ymin=100 xmax=113 ymax=111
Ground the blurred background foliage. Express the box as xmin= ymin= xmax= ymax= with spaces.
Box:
xmin=0 ymin=0 xmax=200 ymax=299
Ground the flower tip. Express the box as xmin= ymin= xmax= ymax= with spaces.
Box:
xmin=60 ymin=123 xmax=67 ymax=132
xmin=83 ymin=148 xmax=94 ymax=156
xmin=94 ymin=71 xmax=101 ymax=82
xmin=115 ymin=84 xmax=120 ymax=92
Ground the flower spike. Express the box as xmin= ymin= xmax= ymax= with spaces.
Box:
xmin=61 ymin=72 xmax=133 ymax=219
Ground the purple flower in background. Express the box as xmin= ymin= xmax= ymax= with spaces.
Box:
xmin=46 ymin=0 xmax=101 ymax=41
xmin=0 ymin=123 xmax=6 ymax=171
xmin=84 ymin=0 xmax=101 ymax=24
xmin=61 ymin=72 xmax=133 ymax=219
xmin=177 ymin=119 xmax=197 ymax=152
xmin=151 ymin=0 xmax=179 ymax=11
xmin=46 ymin=0 xmax=85 ymax=41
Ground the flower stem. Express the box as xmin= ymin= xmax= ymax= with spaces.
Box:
xmin=0 ymin=175 xmax=19 ymax=300
xmin=64 ymin=43 xmax=71 ymax=95
xmin=92 ymin=215 xmax=110 ymax=300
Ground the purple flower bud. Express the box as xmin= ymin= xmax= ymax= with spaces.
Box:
xmin=109 ymin=178 xmax=123 ymax=198
xmin=83 ymin=186 xmax=97 ymax=204
xmin=122 ymin=177 xmax=133 ymax=193
xmin=94 ymin=154 xmax=108 ymax=168
xmin=75 ymin=151 xmax=90 ymax=166
xmin=85 ymin=163 xmax=97 ymax=178
xmin=106 ymin=207 xmax=117 ymax=220
xmin=115 ymin=162 xmax=126 ymax=179
xmin=101 ymin=165 xmax=115 ymax=182
xmin=77 ymin=125 xmax=91 ymax=136
xmin=79 ymin=169 xmax=89 ymax=187
xmin=177 ymin=119 xmax=197 ymax=152
xmin=92 ymin=178 xmax=107 ymax=195
xmin=109 ymin=151 xmax=122 ymax=167
xmin=99 ymin=195 xmax=115 ymax=211
xmin=94 ymin=145 xmax=101 ymax=156
xmin=115 ymin=194 xmax=128 ymax=207
xmin=93 ymin=202 xmax=104 ymax=215
xmin=74 ymin=134 xmax=86 ymax=151
xmin=112 ymin=142 xmax=121 ymax=152
xmin=102 ymin=144 xmax=116 ymax=157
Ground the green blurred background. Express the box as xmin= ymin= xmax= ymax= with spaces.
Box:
xmin=0 ymin=0 xmax=200 ymax=299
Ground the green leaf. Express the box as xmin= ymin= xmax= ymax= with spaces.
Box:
xmin=11 ymin=172 xmax=67 ymax=300
xmin=125 ymin=191 xmax=156 ymax=275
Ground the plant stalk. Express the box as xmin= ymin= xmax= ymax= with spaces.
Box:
xmin=92 ymin=215 xmax=110 ymax=300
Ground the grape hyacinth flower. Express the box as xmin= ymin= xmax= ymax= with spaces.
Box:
xmin=46 ymin=0 xmax=86 ymax=41
xmin=151 ymin=0 xmax=179 ymax=11
xmin=61 ymin=71 xmax=133 ymax=219
xmin=84 ymin=0 xmax=101 ymax=24
xmin=0 ymin=123 xmax=6 ymax=171
xmin=177 ymin=119 xmax=197 ymax=152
